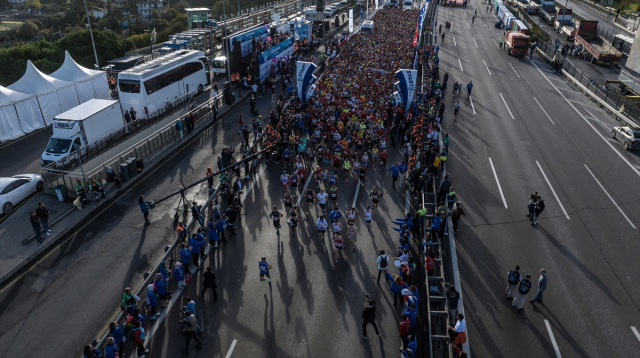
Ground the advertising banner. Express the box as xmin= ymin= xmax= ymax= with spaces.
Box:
xmin=296 ymin=61 xmax=318 ymax=102
xmin=258 ymin=37 xmax=295 ymax=80
xmin=395 ymin=69 xmax=417 ymax=111
xmin=230 ymin=26 xmax=269 ymax=57
xmin=349 ymin=9 xmax=354 ymax=32
xmin=295 ymin=21 xmax=313 ymax=42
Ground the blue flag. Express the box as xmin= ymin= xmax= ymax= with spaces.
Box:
xmin=360 ymin=7 xmax=363 ymax=21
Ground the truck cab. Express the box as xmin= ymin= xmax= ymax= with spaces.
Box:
xmin=41 ymin=121 xmax=87 ymax=168
xmin=403 ymin=0 xmax=413 ymax=9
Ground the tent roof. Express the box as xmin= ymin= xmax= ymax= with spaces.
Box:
xmin=0 ymin=85 xmax=34 ymax=106
xmin=50 ymin=51 xmax=104 ymax=82
xmin=7 ymin=60 xmax=74 ymax=95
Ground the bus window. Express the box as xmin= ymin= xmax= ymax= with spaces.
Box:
xmin=119 ymin=79 xmax=141 ymax=93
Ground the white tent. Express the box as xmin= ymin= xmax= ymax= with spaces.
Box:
xmin=8 ymin=60 xmax=80 ymax=125
xmin=0 ymin=86 xmax=45 ymax=142
xmin=50 ymin=51 xmax=111 ymax=103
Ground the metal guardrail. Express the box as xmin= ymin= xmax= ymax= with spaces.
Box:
xmin=535 ymin=39 xmax=640 ymax=127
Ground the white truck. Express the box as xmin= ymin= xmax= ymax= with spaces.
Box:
xmin=41 ymin=99 xmax=125 ymax=167
xmin=539 ymin=7 xmax=556 ymax=25
xmin=403 ymin=0 xmax=413 ymax=9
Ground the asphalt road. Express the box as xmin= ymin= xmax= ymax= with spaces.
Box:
xmin=0 ymin=14 xmax=423 ymax=357
xmin=437 ymin=2 xmax=640 ymax=357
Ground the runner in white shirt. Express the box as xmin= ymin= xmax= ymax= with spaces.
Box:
xmin=332 ymin=232 xmax=345 ymax=265
xmin=362 ymin=206 xmax=375 ymax=231
xmin=316 ymin=189 xmax=329 ymax=213
xmin=332 ymin=219 xmax=343 ymax=234
xmin=316 ymin=215 xmax=328 ymax=240
xmin=347 ymin=222 xmax=359 ymax=253
xmin=346 ymin=207 xmax=359 ymax=225
xmin=280 ymin=171 xmax=290 ymax=188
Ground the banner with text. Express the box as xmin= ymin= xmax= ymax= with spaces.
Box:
xmin=230 ymin=26 xmax=269 ymax=57
xmin=395 ymin=69 xmax=417 ymax=111
xmin=349 ymin=9 xmax=353 ymax=32
xmin=258 ymin=37 xmax=295 ymax=80
xmin=296 ymin=61 xmax=318 ymax=102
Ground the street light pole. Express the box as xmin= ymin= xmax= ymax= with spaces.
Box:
xmin=222 ymin=0 xmax=232 ymax=83
xmin=82 ymin=0 xmax=100 ymax=69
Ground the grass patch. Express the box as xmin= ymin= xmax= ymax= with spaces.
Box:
xmin=0 ymin=21 xmax=24 ymax=32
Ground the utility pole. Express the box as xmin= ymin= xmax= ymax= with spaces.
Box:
xmin=222 ymin=0 xmax=232 ymax=83
xmin=83 ymin=0 xmax=100 ymax=69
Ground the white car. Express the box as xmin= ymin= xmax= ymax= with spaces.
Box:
xmin=0 ymin=174 xmax=44 ymax=214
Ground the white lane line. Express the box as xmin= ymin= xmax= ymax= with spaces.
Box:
xmin=450 ymin=10 xmax=452 ymax=15
xmin=545 ymin=320 xmax=563 ymax=358
xmin=465 ymin=12 xmax=467 ymax=16
xmin=531 ymin=60 xmax=640 ymax=178
xmin=225 ymin=339 xmax=238 ymax=358
xmin=509 ymin=62 xmax=521 ymax=78
xmin=351 ymin=178 xmax=361 ymax=208
xmin=467 ymin=21 xmax=470 ymax=28
xmin=493 ymin=38 xmax=500 ymax=48
xmin=241 ymin=164 xmax=267 ymax=200
xmin=469 ymin=97 xmax=476 ymax=114
xmin=296 ymin=172 xmax=314 ymax=207
xmin=631 ymin=326 xmax=640 ymax=342
xmin=458 ymin=58 xmax=464 ymax=72
xmin=536 ymin=160 xmax=570 ymax=220
xmin=484 ymin=23 xmax=489 ymax=30
xmin=499 ymin=93 xmax=514 ymax=119
xmin=473 ymin=37 xmax=478 ymax=48
xmin=534 ymin=97 xmax=555 ymax=125
xmin=483 ymin=60 xmax=492 ymax=75
xmin=489 ymin=157 xmax=508 ymax=209
xmin=584 ymin=164 xmax=636 ymax=229
xmin=454 ymin=36 xmax=457 ymax=46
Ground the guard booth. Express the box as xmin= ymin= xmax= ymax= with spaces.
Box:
xmin=186 ymin=8 xmax=210 ymax=29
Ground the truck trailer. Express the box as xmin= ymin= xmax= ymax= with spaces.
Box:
xmin=574 ymin=20 xmax=623 ymax=65
xmin=504 ymin=31 xmax=530 ymax=56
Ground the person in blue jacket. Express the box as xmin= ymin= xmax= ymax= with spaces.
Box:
xmin=188 ymin=232 xmax=205 ymax=268
xmin=403 ymin=303 xmax=418 ymax=333
xmin=174 ymin=262 xmax=185 ymax=289
xmin=104 ymin=337 xmax=119 ymax=358
xmin=401 ymin=335 xmax=418 ymax=357
xmin=83 ymin=344 xmax=101 ymax=358
xmin=139 ymin=195 xmax=150 ymax=224
xmin=147 ymin=284 xmax=159 ymax=320
xmin=158 ymin=261 xmax=170 ymax=281
xmin=398 ymin=161 xmax=408 ymax=187
xmin=109 ymin=322 xmax=125 ymax=358
xmin=180 ymin=243 xmax=191 ymax=274
xmin=387 ymin=273 xmax=408 ymax=307
xmin=388 ymin=162 xmax=400 ymax=190
xmin=155 ymin=272 xmax=169 ymax=308
xmin=208 ymin=217 xmax=221 ymax=248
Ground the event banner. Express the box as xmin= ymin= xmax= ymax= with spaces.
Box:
xmin=349 ymin=9 xmax=354 ymax=32
xmin=296 ymin=61 xmax=318 ymax=102
xmin=230 ymin=26 xmax=269 ymax=57
xmin=258 ymin=37 xmax=295 ymax=80
xmin=395 ymin=69 xmax=417 ymax=111
xmin=393 ymin=91 xmax=403 ymax=106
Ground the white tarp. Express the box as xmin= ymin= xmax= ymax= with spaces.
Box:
xmin=0 ymin=85 xmax=44 ymax=141
xmin=50 ymin=51 xmax=111 ymax=103
xmin=8 ymin=60 xmax=79 ymax=125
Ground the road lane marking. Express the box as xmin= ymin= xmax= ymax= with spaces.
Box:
xmin=351 ymin=178 xmax=361 ymax=208
xmin=632 ymin=326 xmax=640 ymax=342
xmin=469 ymin=97 xmax=476 ymax=114
xmin=459 ymin=58 xmax=464 ymax=72
xmin=545 ymin=320 xmax=563 ymax=358
xmin=493 ymin=38 xmax=500 ymax=48
xmin=534 ymin=97 xmax=555 ymax=125
xmin=483 ymin=60 xmax=492 ymax=75
xmin=467 ymin=21 xmax=470 ymax=28
xmin=489 ymin=157 xmax=508 ymax=209
xmin=531 ymin=60 xmax=640 ymax=178
xmin=536 ymin=160 xmax=570 ymax=220
xmin=225 ymin=339 xmax=238 ymax=358
xmin=296 ymin=171 xmax=314 ymax=207
xmin=484 ymin=23 xmax=488 ymax=30
xmin=584 ymin=164 xmax=636 ymax=229
xmin=499 ymin=93 xmax=514 ymax=119
xmin=454 ymin=36 xmax=457 ymax=46
xmin=509 ymin=63 xmax=521 ymax=78
xmin=473 ymin=37 xmax=478 ymax=47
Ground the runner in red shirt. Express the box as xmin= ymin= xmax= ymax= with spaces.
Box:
xmin=380 ymin=149 xmax=389 ymax=168
xmin=314 ymin=166 xmax=324 ymax=188
xmin=332 ymin=154 xmax=342 ymax=170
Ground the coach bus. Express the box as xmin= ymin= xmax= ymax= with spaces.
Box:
xmin=117 ymin=50 xmax=210 ymax=115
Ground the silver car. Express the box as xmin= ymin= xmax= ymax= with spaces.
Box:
xmin=0 ymin=174 xmax=44 ymax=214
xmin=611 ymin=126 xmax=640 ymax=151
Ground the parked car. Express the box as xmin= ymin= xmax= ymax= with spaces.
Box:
xmin=0 ymin=174 xmax=44 ymax=214
xmin=610 ymin=126 xmax=640 ymax=151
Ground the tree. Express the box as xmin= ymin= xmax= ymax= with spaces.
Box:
xmin=128 ymin=32 xmax=150 ymax=48
xmin=25 ymin=0 xmax=42 ymax=9
xmin=15 ymin=21 xmax=39 ymax=41
xmin=211 ymin=0 xmax=237 ymax=18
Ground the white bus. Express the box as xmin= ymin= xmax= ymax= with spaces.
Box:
xmin=117 ymin=50 xmax=210 ymax=115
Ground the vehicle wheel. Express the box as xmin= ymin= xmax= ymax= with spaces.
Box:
xmin=624 ymin=141 xmax=630 ymax=150
xmin=2 ymin=202 xmax=13 ymax=214
xmin=198 ymin=84 xmax=204 ymax=94
xmin=36 ymin=180 xmax=44 ymax=192
xmin=610 ymin=130 xmax=616 ymax=138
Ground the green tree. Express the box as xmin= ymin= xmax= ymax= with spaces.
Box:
xmin=25 ymin=0 xmax=42 ymax=9
xmin=128 ymin=32 xmax=150 ymax=48
xmin=15 ymin=21 xmax=39 ymax=41
xmin=162 ymin=7 xmax=178 ymax=21
xmin=211 ymin=0 xmax=237 ymax=18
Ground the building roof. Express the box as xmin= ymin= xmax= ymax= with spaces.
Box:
xmin=185 ymin=8 xmax=210 ymax=12
xmin=50 ymin=50 xmax=104 ymax=82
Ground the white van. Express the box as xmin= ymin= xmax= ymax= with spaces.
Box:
xmin=403 ymin=0 xmax=413 ymax=9
xmin=324 ymin=8 xmax=334 ymax=17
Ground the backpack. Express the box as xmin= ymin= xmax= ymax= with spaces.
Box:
xmin=379 ymin=255 xmax=388 ymax=268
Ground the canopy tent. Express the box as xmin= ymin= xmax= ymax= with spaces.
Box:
xmin=8 ymin=60 xmax=80 ymax=125
xmin=0 ymin=86 xmax=45 ymax=142
xmin=50 ymin=51 xmax=111 ymax=103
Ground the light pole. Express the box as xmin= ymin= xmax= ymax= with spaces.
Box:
xmin=222 ymin=0 xmax=232 ymax=83
xmin=82 ymin=0 xmax=100 ymax=69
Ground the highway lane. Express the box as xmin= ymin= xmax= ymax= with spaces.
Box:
xmin=437 ymin=2 xmax=640 ymax=357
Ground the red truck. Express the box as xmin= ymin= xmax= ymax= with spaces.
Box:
xmin=574 ymin=20 xmax=622 ymax=65
xmin=504 ymin=31 xmax=530 ymax=56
